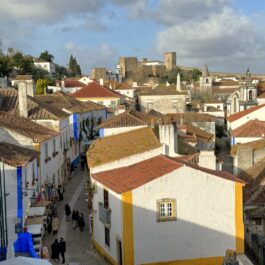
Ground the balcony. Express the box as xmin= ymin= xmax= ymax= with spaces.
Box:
xmin=98 ymin=202 xmax=111 ymax=226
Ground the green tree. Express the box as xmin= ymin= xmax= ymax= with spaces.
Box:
xmin=68 ymin=55 xmax=81 ymax=77
xmin=36 ymin=78 xmax=50 ymax=95
xmin=39 ymin=50 xmax=54 ymax=63
xmin=0 ymin=52 xmax=13 ymax=76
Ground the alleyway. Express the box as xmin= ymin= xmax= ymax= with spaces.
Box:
xmin=215 ymin=136 xmax=233 ymax=174
xmin=42 ymin=167 xmax=107 ymax=265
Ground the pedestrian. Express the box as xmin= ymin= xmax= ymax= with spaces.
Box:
xmin=80 ymin=153 xmax=86 ymax=171
xmin=78 ymin=212 xmax=85 ymax=231
xmin=51 ymin=185 xmax=58 ymax=201
xmin=72 ymin=209 xmax=79 ymax=229
xmin=58 ymin=185 xmax=64 ymax=201
xmin=47 ymin=214 xmax=52 ymax=234
xmin=59 ymin=237 xmax=66 ymax=264
xmin=70 ymin=163 xmax=74 ymax=177
xmin=51 ymin=239 xmax=60 ymax=263
xmin=52 ymin=215 xmax=59 ymax=236
xmin=65 ymin=203 xmax=71 ymax=222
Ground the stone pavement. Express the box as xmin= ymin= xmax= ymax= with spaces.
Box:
xmin=42 ymin=167 xmax=107 ymax=265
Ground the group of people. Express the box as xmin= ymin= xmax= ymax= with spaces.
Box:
xmin=65 ymin=204 xmax=85 ymax=231
xmin=51 ymin=237 xmax=66 ymax=264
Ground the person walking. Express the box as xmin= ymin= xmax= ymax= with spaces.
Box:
xmin=65 ymin=204 xmax=71 ymax=222
xmin=59 ymin=237 xmax=66 ymax=264
xmin=51 ymin=239 xmax=60 ymax=263
xmin=47 ymin=214 xmax=52 ymax=234
xmin=58 ymin=185 xmax=64 ymax=201
xmin=52 ymin=215 xmax=59 ymax=236
xmin=78 ymin=212 xmax=85 ymax=232
xmin=72 ymin=209 xmax=79 ymax=229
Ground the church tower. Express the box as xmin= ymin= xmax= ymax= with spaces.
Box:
xmin=199 ymin=63 xmax=212 ymax=89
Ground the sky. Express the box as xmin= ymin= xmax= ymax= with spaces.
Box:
xmin=0 ymin=0 xmax=265 ymax=75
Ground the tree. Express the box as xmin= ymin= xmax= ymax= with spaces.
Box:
xmin=68 ymin=55 xmax=81 ymax=77
xmin=36 ymin=78 xmax=50 ymax=95
xmin=0 ymin=52 xmax=13 ymax=76
xmin=39 ymin=50 xmax=54 ymax=63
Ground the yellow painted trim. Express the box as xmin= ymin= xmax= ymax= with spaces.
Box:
xmin=140 ymin=256 xmax=224 ymax=265
xmin=235 ymin=182 xmax=244 ymax=253
xmin=122 ymin=191 xmax=134 ymax=265
xmin=92 ymin=239 xmax=117 ymax=265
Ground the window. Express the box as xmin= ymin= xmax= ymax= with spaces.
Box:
xmin=104 ymin=189 xmax=109 ymax=209
xmin=249 ymin=90 xmax=253 ymax=100
xmin=156 ymin=199 xmax=176 ymax=222
xmin=110 ymin=100 xmax=116 ymax=107
xmin=105 ymin=227 xmax=110 ymax=247
xmin=44 ymin=142 xmax=48 ymax=159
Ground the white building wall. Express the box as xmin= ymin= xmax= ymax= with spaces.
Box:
xmin=103 ymin=125 xmax=147 ymax=137
xmin=116 ymin=89 xmax=135 ymax=99
xmin=234 ymin=136 xmax=263 ymax=145
xmin=139 ymin=94 xmax=186 ymax=114
xmin=132 ymin=166 xmax=236 ymax=264
xmin=2 ymin=159 xmax=37 ymax=259
xmin=92 ymin=181 xmax=122 ymax=262
xmin=228 ymin=106 xmax=265 ymax=131
xmin=90 ymin=147 xmax=162 ymax=174
xmin=78 ymin=98 xmax=121 ymax=109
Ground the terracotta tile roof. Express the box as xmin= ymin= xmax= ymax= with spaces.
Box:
xmin=139 ymin=85 xmax=186 ymax=96
xmin=71 ymin=82 xmax=123 ymax=99
xmin=0 ymin=142 xmax=38 ymax=167
xmin=0 ymin=88 xmax=69 ymax=120
xmin=212 ymin=88 xmax=237 ymax=94
xmin=227 ymin=104 xmax=265 ymax=122
xmin=231 ymin=120 xmax=265 ymax=137
xmin=104 ymin=80 xmax=133 ymax=90
xmin=231 ymin=139 xmax=265 ymax=156
xmin=245 ymin=206 xmax=265 ymax=219
xmin=212 ymin=80 xmax=239 ymax=87
xmin=98 ymin=110 xmax=155 ymax=128
xmin=93 ymin=155 xmax=245 ymax=194
xmin=64 ymin=80 xmax=85 ymax=88
xmin=166 ymin=112 xmax=217 ymax=123
xmin=35 ymin=92 xmax=105 ymax=113
xmin=92 ymin=155 xmax=183 ymax=193
xmin=186 ymin=124 xmax=214 ymax=142
xmin=0 ymin=112 xmax=59 ymax=142
xmin=87 ymin=127 xmax=161 ymax=167
xmin=13 ymin=75 xmax=32 ymax=81
xmin=177 ymin=138 xmax=198 ymax=155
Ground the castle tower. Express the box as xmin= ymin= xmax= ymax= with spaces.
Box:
xmin=164 ymin=52 xmax=176 ymax=71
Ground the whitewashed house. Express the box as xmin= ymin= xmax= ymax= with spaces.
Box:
xmin=0 ymin=86 xmax=72 ymax=183
xmin=0 ymin=112 xmax=60 ymax=188
xmin=33 ymin=59 xmax=55 ymax=75
xmin=0 ymin=142 xmax=38 ymax=259
xmin=35 ymin=91 xmax=107 ymax=165
xmin=90 ymin=154 xmax=245 ymax=265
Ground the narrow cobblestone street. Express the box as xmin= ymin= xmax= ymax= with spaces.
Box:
xmin=42 ymin=167 xmax=107 ymax=265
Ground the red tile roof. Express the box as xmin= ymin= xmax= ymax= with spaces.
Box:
xmin=227 ymin=104 xmax=265 ymax=122
xmin=71 ymin=82 xmax=123 ymax=99
xmin=64 ymin=80 xmax=86 ymax=88
xmin=231 ymin=120 xmax=265 ymax=137
xmin=92 ymin=155 xmax=245 ymax=194
xmin=92 ymin=155 xmax=183 ymax=193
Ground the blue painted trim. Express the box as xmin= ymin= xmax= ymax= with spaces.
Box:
xmin=73 ymin=113 xmax=78 ymax=141
xmin=99 ymin=128 xmax=104 ymax=138
xmin=17 ymin=167 xmax=23 ymax=229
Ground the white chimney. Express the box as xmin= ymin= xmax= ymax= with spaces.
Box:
xmin=132 ymin=81 xmax=138 ymax=87
xmin=99 ymin=78 xmax=104 ymax=86
xmin=176 ymin=73 xmax=181 ymax=92
xmin=159 ymin=123 xmax=178 ymax=157
xmin=18 ymin=82 xmax=28 ymax=118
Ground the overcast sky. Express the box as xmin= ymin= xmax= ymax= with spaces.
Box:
xmin=1 ymin=0 xmax=265 ymax=75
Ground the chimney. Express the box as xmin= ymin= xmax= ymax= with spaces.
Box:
xmin=132 ymin=81 xmax=138 ymax=87
xmin=61 ymin=78 xmax=65 ymax=89
xmin=159 ymin=123 xmax=178 ymax=157
xmin=99 ymin=78 xmax=104 ymax=86
xmin=18 ymin=82 xmax=28 ymax=118
xmin=176 ymin=73 xmax=181 ymax=92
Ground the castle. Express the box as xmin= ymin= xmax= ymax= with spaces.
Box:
xmin=91 ymin=52 xmax=177 ymax=83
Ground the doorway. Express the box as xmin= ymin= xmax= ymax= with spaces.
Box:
xmin=116 ymin=238 xmax=123 ymax=265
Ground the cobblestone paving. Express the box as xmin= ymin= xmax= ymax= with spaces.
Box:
xmin=43 ymin=168 xmax=107 ymax=265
